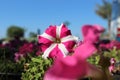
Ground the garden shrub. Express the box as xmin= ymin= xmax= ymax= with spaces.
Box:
xmin=7 ymin=25 xmax=25 ymax=38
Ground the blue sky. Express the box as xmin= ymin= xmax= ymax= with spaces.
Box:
xmin=0 ymin=0 xmax=111 ymax=39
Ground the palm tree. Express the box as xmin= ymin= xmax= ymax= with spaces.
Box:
xmin=95 ymin=0 xmax=112 ymax=36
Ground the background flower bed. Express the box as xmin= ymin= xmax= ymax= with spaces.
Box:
xmin=0 ymin=28 xmax=39 ymax=80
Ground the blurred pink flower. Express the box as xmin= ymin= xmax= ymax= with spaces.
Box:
xmin=112 ymin=40 xmax=120 ymax=49
xmin=36 ymin=47 xmax=42 ymax=56
xmin=109 ymin=58 xmax=116 ymax=75
xmin=100 ymin=40 xmax=120 ymax=50
xmin=100 ymin=42 xmax=113 ymax=49
xmin=14 ymin=43 xmax=36 ymax=62
xmin=19 ymin=43 xmax=34 ymax=54
xmin=14 ymin=52 xmax=24 ymax=62
xmin=38 ymin=24 xmax=78 ymax=59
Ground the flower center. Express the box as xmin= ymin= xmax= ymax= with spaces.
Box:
xmin=55 ymin=38 xmax=61 ymax=43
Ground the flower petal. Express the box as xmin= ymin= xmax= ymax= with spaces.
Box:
xmin=60 ymin=24 xmax=71 ymax=38
xmin=38 ymin=34 xmax=54 ymax=48
xmin=42 ymin=43 xmax=57 ymax=59
xmin=38 ymin=36 xmax=53 ymax=53
xmin=45 ymin=25 xmax=56 ymax=38
xmin=56 ymin=24 xmax=63 ymax=38
xmin=62 ymin=41 xmax=76 ymax=53
xmin=58 ymin=43 xmax=69 ymax=57
xmin=49 ymin=46 xmax=64 ymax=59
xmin=61 ymin=35 xmax=78 ymax=42
xmin=40 ymin=33 xmax=56 ymax=42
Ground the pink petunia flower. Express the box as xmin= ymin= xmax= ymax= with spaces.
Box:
xmin=19 ymin=43 xmax=34 ymax=54
xmin=44 ymin=24 xmax=105 ymax=80
xmin=99 ymin=40 xmax=120 ymax=50
xmin=38 ymin=24 xmax=78 ymax=59
xmin=14 ymin=43 xmax=36 ymax=62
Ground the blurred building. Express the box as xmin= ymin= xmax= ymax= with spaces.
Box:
xmin=111 ymin=0 xmax=120 ymax=41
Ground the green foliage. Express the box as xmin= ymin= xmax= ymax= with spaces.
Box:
xmin=7 ymin=25 xmax=25 ymax=38
xmin=103 ymin=48 xmax=120 ymax=61
xmin=28 ymin=32 xmax=37 ymax=42
xmin=0 ymin=47 xmax=24 ymax=74
xmin=0 ymin=58 xmax=23 ymax=80
xmin=21 ymin=56 xmax=53 ymax=80
xmin=0 ymin=47 xmax=16 ymax=62
xmin=87 ymin=48 xmax=120 ymax=69
xmin=0 ymin=60 xmax=23 ymax=73
xmin=29 ymin=32 xmax=37 ymax=38
xmin=87 ymin=54 xmax=100 ymax=66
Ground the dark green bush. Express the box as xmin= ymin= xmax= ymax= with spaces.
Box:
xmin=7 ymin=25 xmax=25 ymax=38
xmin=0 ymin=60 xmax=23 ymax=73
